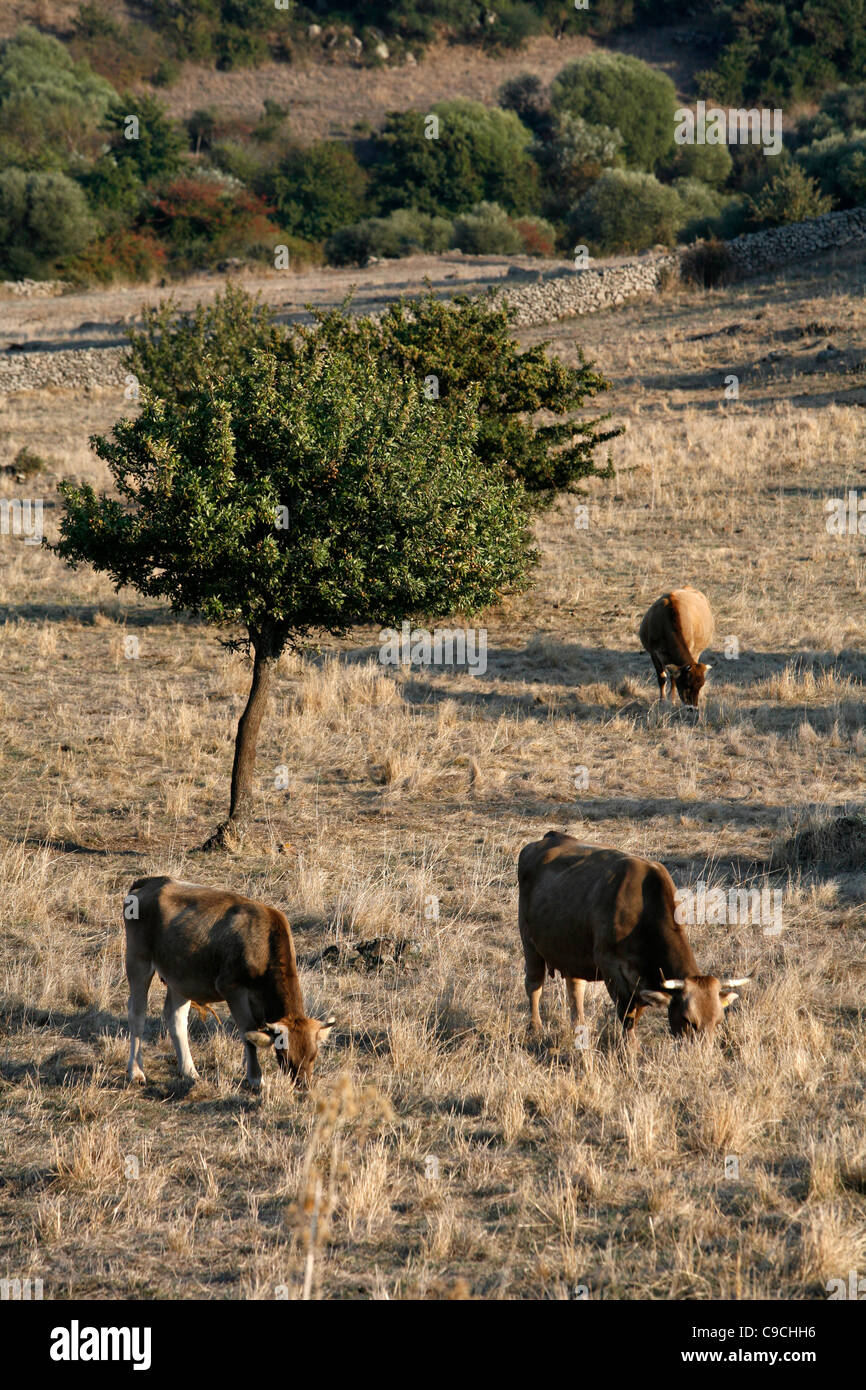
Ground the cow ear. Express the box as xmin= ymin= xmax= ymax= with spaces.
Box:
xmin=640 ymin=990 xmax=672 ymax=1008
xmin=245 ymin=1023 xmax=286 ymax=1049
xmin=719 ymin=990 xmax=739 ymax=1009
xmin=668 ymin=665 xmax=683 ymax=678
xmin=316 ymin=1016 xmax=336 ymax=1044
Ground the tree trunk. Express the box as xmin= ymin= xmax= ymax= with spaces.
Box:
xmin=203 ymin=628 xmax=279 ymax=850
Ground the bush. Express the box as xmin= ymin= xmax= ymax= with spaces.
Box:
xmin=743 ymin=162 xmax=833 ymax=230
xmin=0 ymin=25 xmax=116 ymax=171
xmin=511 ymin=214 xmax=557 ymax=256
xmin=680 ymin=237 xmax=736 ymax=289
xmin=797 ymin=131 xmax=866 ymax=209
xmin=453 ymin=201 xmax=524 ymax=255
xmin=535 ymin=112 xmax=624 ymax=216
xmin=265 ymin=142 xmax=368 ymax=241
xmin=551 ymin=53 xmax=677 ymax=171
xmin=62 ymin=229 xmax=168 ymax=285
xmin=698 ymin=1 xmax=866 ymax=105
xmin=498 ymin=72 xmax=552 ymax=138
xmin=662 ymin=138 xmax=733 ymax=189
xmin=0 ymin=168 xmax=95 ymax=277
xmin=103 ymin=94 xmax=187 ymax=185
xmin=674 ymin=178 xmax=728 ymax=243
xmin=142 ymin=175 xmax=285 ymax=270
xmin=571 ymin=169 xmax=684 ymax=255
xmin=371 ymin=99 xmax=538 ymax=217
xmin=325 ymin=208 xmax=453 ymax=265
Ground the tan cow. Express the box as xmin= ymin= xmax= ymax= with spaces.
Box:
xmin=639 ymin=586 xmax=714 ymax=706
xmin=517 ymin=832 xmax=748 ymax=1042
xmin=125 ymin=876 xmax=334 ymax=1090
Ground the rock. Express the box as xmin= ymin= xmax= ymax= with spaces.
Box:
xmin=374 ymin=42 xmax=389 ymax=60
xmin=307 ymin=24 xmax=321 ymax=37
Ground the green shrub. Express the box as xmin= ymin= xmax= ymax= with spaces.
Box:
xmin=371 ymin=99 xmax=538 ymax=216
xmin=0 ymin=25 xmax=116 ymax=171
xmin=0 ymin=168 xmax=96 ymax=277
xmin=266 ymin=142 xmax=368 ymax=241
xmin=535 ymin=112 xmax=624 ymax=217
xmin=325 ymin=208 xmax=453 ymax=265
xmin=103 ymin=94 xmax=187 ymax=185
xmin=551 ymin=53 xmax=677 ymax=171
xmin=797 ymin=131 xmax=866 ymax=209
xmin=453 ymin=201 xmax=524 ymax=255
xmin=674 ymin=177 xmax=728 ymax=243
xmin=698 ymin=1 xmax=866 ymax=105
xmin=662 ymin=138 xmax=733 ymax=189
xmin=571 ymin=168 xmax=684 ymax=255
xmin=743 ymin=162 xmax=833 ymax=229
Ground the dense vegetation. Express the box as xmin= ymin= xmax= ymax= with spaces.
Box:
xmin=0 ymin=7 xmax=863 ymax=284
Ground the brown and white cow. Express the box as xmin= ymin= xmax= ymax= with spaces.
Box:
xmin=517 ymin=832 xmax=748 ymax=1042
xmin=124 ymin=876 xmax=334 ymax=1090
xmin=639 ymin=586 xmax=714 ymax=706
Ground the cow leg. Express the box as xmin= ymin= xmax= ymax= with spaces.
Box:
xmin=222 ymin=988 xmax=263 ymax=1091
xmin=650 ymin=654 xmax=667 ymax=701
xmin=523 ymin=942 xmax=546 ymax=1038
xmin=617 ymin=998 xmax=646 ymax=1043
xmin=126 ymin=951 xmax=154 ymax=1084
xmin=564 ymin=976 xmax=586 ymax=1029
xmin=163 ymin=986 xmax=199 ymax=1082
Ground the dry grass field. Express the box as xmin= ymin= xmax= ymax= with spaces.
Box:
xmin=1 ymin=247 xmax=865 ymax=1300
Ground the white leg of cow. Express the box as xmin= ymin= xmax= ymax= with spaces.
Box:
xmin=163 ymin=987 xmax=199 ymax=1082
xmin=564 ymin=976 xmax=586 ymax=1028
xmin=126 ymin=956 xmax=154 ymax=1084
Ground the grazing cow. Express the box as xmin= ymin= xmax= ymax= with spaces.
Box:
xmin=125 ymin=876 xmax=334 ymax=1090
xmin=517 ymin=832 xmax=748 ymax=1042
xmin=639 ymin=586 xmax=714 ymax=706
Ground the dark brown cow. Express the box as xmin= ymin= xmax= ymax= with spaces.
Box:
xmin=639 ymin=586 xmax=714 ymax=706
xmin=125 ymin=876 xmax=334 ymax=1090
xmin=517 ymin=832 xmax=747 ymax=1042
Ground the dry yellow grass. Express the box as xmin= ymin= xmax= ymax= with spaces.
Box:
xmin=0 ymin=249 xmax=865 ymax=1300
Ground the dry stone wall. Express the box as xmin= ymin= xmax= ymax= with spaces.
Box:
xmin=1 ymin=206 xmax=864 ymax=394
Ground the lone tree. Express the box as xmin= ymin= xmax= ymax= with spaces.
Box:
xmin=124 ymin=284 xmax=621 ymax=501
xmin=53 ymin=328 xmax=534 ymax=848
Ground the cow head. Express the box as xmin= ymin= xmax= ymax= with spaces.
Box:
xmin=245 ymin=1016 xmax=336 ymax=1087
xmin=639 ymin=976 xmax=748 ymax=1039
xmin=672 ymin=662 xmax=712 ymax=707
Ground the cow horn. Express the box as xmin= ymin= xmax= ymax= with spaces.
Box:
xmin=721 ymin=977 xmax=750 ymax=988
xmin=661 ymin=978 xmax=685 ymax=990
